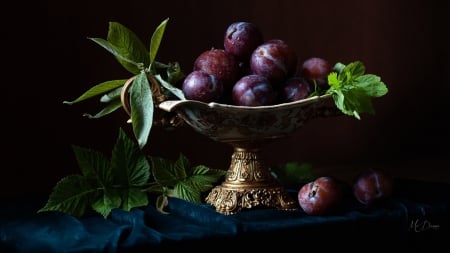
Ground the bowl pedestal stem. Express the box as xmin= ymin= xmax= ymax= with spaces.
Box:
xmin=205 ymin=145 xmax=298 ymax=215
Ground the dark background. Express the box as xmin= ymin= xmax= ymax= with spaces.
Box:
xmin=3 ymin=0 xmax=449 ymax=199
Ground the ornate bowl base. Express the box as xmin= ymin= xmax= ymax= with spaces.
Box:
xmin=205 ymin=147 xmax=298 ymax=215
xmin=158 ymin=95 xmax=338 ymax=215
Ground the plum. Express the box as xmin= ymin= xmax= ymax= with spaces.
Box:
xmin=193 ymin=48 xmax=240 ymax=91
xmin=279 ymin=77 xmax=312 ymax=103
xmin=232 ymin=74 xmax=275 ymax=106
xmin=182 ymin=70 xmax=223 ymax=102
xmin=298 ymin=176 xmax=343 ymax=215
xmin=353 ymin=168 xmax=393 ymax=206
xmin=250 ymin=39 xmax=297 ymax=84
xmin=224 ymin=21 xmax=264 ymax=62
xmin=300 ymin=57 xmax=332 ymax=90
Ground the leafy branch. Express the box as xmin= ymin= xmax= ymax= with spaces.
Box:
xmin=39 ymin=128 xmax=226 ymax=218
xmin=63 ymin=19 xmax=185 ymax=149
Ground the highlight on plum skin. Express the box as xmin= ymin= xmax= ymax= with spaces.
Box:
xmin=297 ymin=176 xmax=343 ymax=215
xmin=232 ymin=74 xmax=275 ymax=106
xmin=182 ymin=70 xmax=224 ymax=103
xmin=193 ymin=48 xmax=240 ymax=91
xmin=250 ymin=39 xmax=297 ymax=84
xmin=224 ymin=21 xmax=264 ymax=62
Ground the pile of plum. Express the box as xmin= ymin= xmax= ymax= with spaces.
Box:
xmin=182 ymin=21 xmax=332 ymax=106
xmin=182 ymin=22 xmax=394 ymax=215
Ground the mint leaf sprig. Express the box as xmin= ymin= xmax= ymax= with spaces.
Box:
xmin=326 ymin=61 xmax=388 ymax=120
xmin=39 ymin=128 xmax=226 ymax=218
xmin=63 ymin=19 xmax=185 ymax=149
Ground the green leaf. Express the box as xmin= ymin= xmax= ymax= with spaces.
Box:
xmin=129 ymin=71 xmax=154 ymax=149
xmin=155 ymin=74 xmax=186 ymax=100
xmin=165 ymin=62 xmax=185 ymax=85
xmin=173 ymin=181 xmax=201 ymax=203
xmin=151 ymin=154 xmax=188 ymax=187
xmin=341 ymin=61 xmax=365 ymax=79
xmin=63 ymin=79 xmax=127 ymax=105
xmin=106 ymin=22 xmax=149 ymax=73
xmin=341 ymin=88 xmax=376 ymax=117
xmin=326 ymin=61 xmax=388 ymax=120
xmin=119 ymin=188 xmax=149 ymax=211
xmin=150 ymin=154 xmax=226 ymax=204
xmin=355 ymin=75 xmax=388 ymax=97
xmin=38 ymin=175 xmax=98 ymax=217
xmin=100 ymin=86 xmax=123 ymax=103
xmin=91 ymin=189 xmax=122 ymax=218
xmin=41 ymin=128 xmax=153 ymax=218
xmin=186 ymin=165 xmax=226 ymax=192
xmin=149 ymin=18 xmax=169 ymax=68
xmin=173 ymin=166 xmax=226 ymax=203
xmin=111 ymin=128 xmax=150 ymax=186
xmin=71 ymin=145 xmax=112 ymax=184
xmin=327 ymin=72 xmax=340 ymax=89
xmin=88 ymin=37 xmax=145 ymax=75
xmin=83 ymin=99 xmax=122 ymax=119
xmin=269 ymin=162 xmax=316 ymax=185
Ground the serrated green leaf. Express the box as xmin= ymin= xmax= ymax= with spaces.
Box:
xmin=119 ymin=188 xmax=149 ymax=211
xmin=173 ymin=181 xmax=201 ymax=203
xmin=344 ymin=89 xmax=375 ymax=114
xmin=41 ymin=128 xmax=155 ymax=218
xmin=327 ymin=72 xmax=340 ymax=89
xmin=149 ymin=18 xmax=169 ymax=68
xmin=186 ymin=166 xmax=226 ymax=192
xmin=71 ymin=145 xmax=112 ymax=185
xmin=91 ymin=189 xmax=122 ymax=218
xmin=355 ymin=75 xmax=388 ymax=97
xmin=111 ymin=128 xmax=150 ymax=186
xmin=150 ymin=156 xmax=185 ymax=187
xmin=88 ymin=37 xmax=144 ymax=75
xmin=83 ymin=99 xmax=122 ymax=119
xmin=174 ymin=153 xmax=190 ymax=175
xmin=153 ymin=153 xmax=189 ymax=186
xmin=38 ymin=175 xmax=98 ymax=217
xmin=155 ymin=74 xmax=185 ymax=100
xmin=129 ymin=71 xmax=153 ymax=149
xmin=342 ymin=61 xmax=365 ymax=79
xmin=63 ymin=79 xmax=127 ymax=105
xmin=151 ymin=154 xmax=225 ymax=203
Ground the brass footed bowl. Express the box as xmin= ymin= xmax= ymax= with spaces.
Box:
xmin=159 ymin=94 xmax=337 ymax=215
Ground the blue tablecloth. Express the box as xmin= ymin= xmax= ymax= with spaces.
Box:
xmin=1 ymin=179 xmax=449 ymax=252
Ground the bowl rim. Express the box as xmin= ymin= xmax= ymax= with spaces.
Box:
xmin=159 ymin=94 xmax=332 ymax=112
